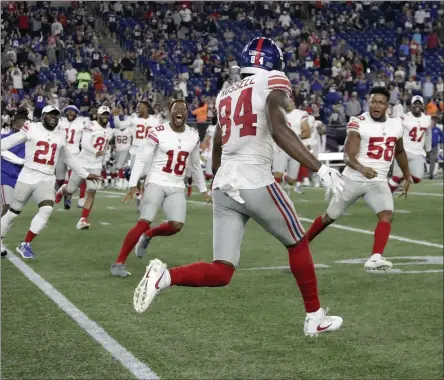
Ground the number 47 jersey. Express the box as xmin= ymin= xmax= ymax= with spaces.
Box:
xmin=342 ymin=112 xmax=403 ymax=182
xmin=214 ymin=70 xmax=293 ymax=190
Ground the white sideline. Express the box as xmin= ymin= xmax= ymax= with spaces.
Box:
xmin=6 ymin=253 xmax=159 ymax=380
xmin=186 ymin=200 xmax=443 ymax=249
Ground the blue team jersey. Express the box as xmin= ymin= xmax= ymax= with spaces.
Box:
xmin=1 ymin=131 xmax=25 ymax=188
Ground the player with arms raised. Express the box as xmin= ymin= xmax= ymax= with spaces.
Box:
xmin=388 ymin=95 xmax=431 ymax=191
xmin=306 ymin=87 xmax=412 ymax=272
xmin=110 ymin=100 xmax=209 ymax=277
xmin=131 ymin=37 xmax=345 ymax=337
xmin=0 ymin=106 xmax=101 ymax=259
xmin=56 ymin=106 xmax=113 ymax=229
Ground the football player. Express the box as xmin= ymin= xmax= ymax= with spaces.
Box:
xmin=306 ymin=87 xmax=412 ymax=272
xmin=132 ymin=37 xmax=345 ymax=337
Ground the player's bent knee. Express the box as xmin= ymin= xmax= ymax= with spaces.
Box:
xmin=377 ymin=210 xmax=393 ymax=223
xmin=212 ymin=260 xmax=236 ymax=286
xmin=169 ymin=221 xmax=184 ymax=233
xmin=322 ymin=213 xmax=335 ymax=225
xmin=38 ymin=200 xmax=54 ymax=208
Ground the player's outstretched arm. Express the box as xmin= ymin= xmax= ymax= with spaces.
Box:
xmin=394 ymin=137 xmax=412 ymax=192
xmin=0 ymin=131 xmax=27 ymax=151
xmin=128 ymin=140 xmax=156 ymax=188
xmin=300 ymin=119 xmax=311 ymax=140
xmin=212 ymin=124 xmax=222 ymax=175
xmin=113 ymin=115 xmax=131 ymax=130
xmin=266 ymin=90 xmax=321 ymax=172
xmin=61 ymin=146 xmax=101 ymax=182
xmin=1 ymin=151 xmax=25 ymax=165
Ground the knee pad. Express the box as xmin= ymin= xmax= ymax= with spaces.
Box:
xmin=30 ymin=205 xmax=53 ymax=234
xmin=212 ymin=261 xmax=235 ymax=286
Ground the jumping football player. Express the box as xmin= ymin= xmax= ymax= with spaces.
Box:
xmin=132 ymin=38 xmax=345 ymax=337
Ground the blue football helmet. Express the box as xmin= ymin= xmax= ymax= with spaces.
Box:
xmin=240 ymin=37 xmax=285 ymax=75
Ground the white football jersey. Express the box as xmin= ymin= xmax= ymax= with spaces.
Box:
xmin=129 ymin=123 xmax=206 ymax=192
xmin=343 ymin=112 xmax=403 ymax=182
xmin=115 ymin=114 xmax=158 ymax=154
xmin=113 ymin=128 xmax=132 ymax=152
xmin=214 ymin=70 xmax=292 ymax=190
xmin=58 ymin=116 xmax=85 ymax=155
xmin=20 ymin=121 xmax=67 ymax=176
xmin=311 ymin=120 xmax=323 ymax=146
xmin=401 ymin=112 xmax=431 ymax=155
xmin=78 ymin=121 xmax=114 ymax=169
xmin=287 ymin=109 xmax=308 ymax=135
xmin=204 ymin=124 xmax=217 ymax=159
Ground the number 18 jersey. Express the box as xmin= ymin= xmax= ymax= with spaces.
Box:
xmin=343 ymin=112 xmax=403 ymax=182
xmin=214 ymin=70 xmax=292 ymax=190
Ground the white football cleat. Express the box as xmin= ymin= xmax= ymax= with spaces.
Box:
xmin=133 ymin=259 xmax=168 ymax=313
xmin=76 ymin=217 xmax=90 ymax=230
xmin=365 ymin=253 xmax=392 ymax=272
xmin=78 ymin=198 xmax=85 ymax=208
xmin=303 ymin=177 xmax=311 ymax=187
xmin=304 ymin=307 xmax=343 ymax=337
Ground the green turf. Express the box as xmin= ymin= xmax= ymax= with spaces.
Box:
xmin=2 ymin=180 xmax=443 ymax=379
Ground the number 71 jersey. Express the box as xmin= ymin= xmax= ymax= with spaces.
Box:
xmin=342 ymin=112 xmax=403 ymax=182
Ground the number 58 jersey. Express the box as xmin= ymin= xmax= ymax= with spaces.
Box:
xmin=342 ymin=112 xmax=403 ymax=182
xmin=215 ymin=70 xmax=292 ymax=190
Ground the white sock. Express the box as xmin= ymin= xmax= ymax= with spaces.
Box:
xmin=1 ymin=210 xmax=19 ymax=238
xmin=29 ymin=206 xmax=53 ymax=235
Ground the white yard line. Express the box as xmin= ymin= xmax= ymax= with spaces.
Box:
xmin=187 ymin=200 xmax=443 ymax=249
xmin=100 ymin=222 xmax=111 ymax=225
xmin=6 ymin=254 xmax=159 ymax=380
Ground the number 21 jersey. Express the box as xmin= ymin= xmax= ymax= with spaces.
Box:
xmin=342 ymin=112 xmax=403 ymax=182
xmin=214 ymin=70 xmax=292 ymax=189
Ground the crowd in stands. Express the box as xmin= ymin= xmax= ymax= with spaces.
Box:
xmin=1 ymin=1 xmax=443 ymax=143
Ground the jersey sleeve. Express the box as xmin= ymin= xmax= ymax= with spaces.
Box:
xmin=189 ymin=138 xmax=207 ymax=193
xmin=346 ymin=116 xmax=361 ymax=133
xmin=265 ymin=71 xmax=292 ymax=98
xmin=0 ymin=130 xmax=28 ymax=151
xmin=79 ymin=125 xmax=96 ymax=154
xmin=20 ymin=121 xmax=32 ymax=137
xmin=128 ymin=130 xmax=159 ymax=187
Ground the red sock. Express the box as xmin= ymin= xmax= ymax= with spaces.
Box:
xmin=170 ymin=261 xmax=235 ymax=287
xmin=111 ymin=172 xmax=117 ymax=179
xmin=288 ymin=236 xmax=320 ymax=313
xmin=146 ymin=222 xmax=179 ymax=238
xmin=116 ymin=220 xmax=150 ymax=264
xmin=411 ymin=176 xmax=421 ymax=184
xmin=79 ymin=181 xmax=86 ymax=198
xmin=372 ymin=221 xmax=391 ymax=255
xmin=101 ymin=170 xmax=107 ymax=180
xmin=118 ymin=168 xmax=124 ymax=179
xmin=81 ymin=208 xmax=90 ymax=219
xmin=187 ymin=177 xmax=192 ymax=197
xmin=24 ymin=231 xmax=37 ymax=243
xmin=275 ymin=176 xmax=282 ymax=184
xmin=389 ymin=176 xmax=402 ymax=193
xmin=306 ymin=216 xmax=327 ymax=242
xmin=56 ymin=179 xmax=64 ymax=188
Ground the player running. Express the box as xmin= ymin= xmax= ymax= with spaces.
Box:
xmin=306 ymin=87 xmax=412 ymax=272
xmin=55 ymin=105 xmax=85 ymax=209
xmin=112 ymin=127 xmax=132 ymax=189
xmin=110 ymin=100 xmax=210 ymax=277
xmin=1 ymin=107 xmax=28 ymax=256
xmin=388 ymin=95 xmax=431 ymax=191
xmin=56 ymin=106 xmax=113 ymax=229
xmin=0 ymin=106 xmax=101 ymax=259
xmin=132 ymin=37 xmax=345 ymax=337
xmin=273 ymin=99 xmax=310 ymax=191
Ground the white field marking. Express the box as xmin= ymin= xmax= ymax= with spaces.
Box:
xmin=396 ymin=209 xmax=411 ymax=214
xmin=107 ymin=207 xmax=115 ymax=210
xmin=100 ymin=222 xmax=111 ymax=225
xmin=6 ymin=253 xmax=159 ymax=380
xmin=287 ymin=186 xmax=443 ymax=197
xmin=104 ymin=194 xmax=122 ymax=199
xmin=240 ymin=264 xmax=330 ymax=271
xmin=187 ymin=200 xmax=444 ymax=249
xmin=342 ymin=212 xmax=352 ymax=216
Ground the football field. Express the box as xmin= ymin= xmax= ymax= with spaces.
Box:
xmin=2 ymin=179 xmax=443 ymax=379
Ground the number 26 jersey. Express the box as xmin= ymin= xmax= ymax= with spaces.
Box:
xmin=342 ymin=112 xmax=403 ymax=182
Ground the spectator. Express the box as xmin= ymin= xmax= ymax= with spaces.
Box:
xmin=65 ymin=63 xmax=78 ymax=86
xmin=278 ymin=10 xmax=292 ymax=28
xmin=436 ymin=77 xmax=443 ymax=98
xmin=428 ymin=117 xmax=443 ymax=179
xmin=77 ymin=69 xmax=91 ymax=89
xmin=179 ymin=5 xmax=192 ymax=28
xmin=120 ymin=52 xmax=135 ymax=81
xmin=10 ymin=67 xmax=23 ymax=93
xmin=110 ymin=59 xmax=122 ymax=80
xmin=426 ymin=99 xmax=439 ymax=117
xmin=414 ymin=5 xmax=427 ymax=30
xmin=422 ymin=76 xmax=435 ymax=103
xmin=192 ymin=100 xmax=208 ymax=141
xmin=345 ymin=92 xmax=362 ymax=118
xmin=192 ymin=54 xmax=204 ymax=75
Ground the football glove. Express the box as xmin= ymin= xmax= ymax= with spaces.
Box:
xmin=317 ymin=164 xmax=345 ymax=200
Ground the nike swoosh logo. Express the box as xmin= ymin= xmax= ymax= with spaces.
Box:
xmin=316 ymin=323 xmax=332 ymax=332
xmin=155 ymin=271 xmax=165 ymax=290
xmin=145 ymin=267 xmax=152 ymax=279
